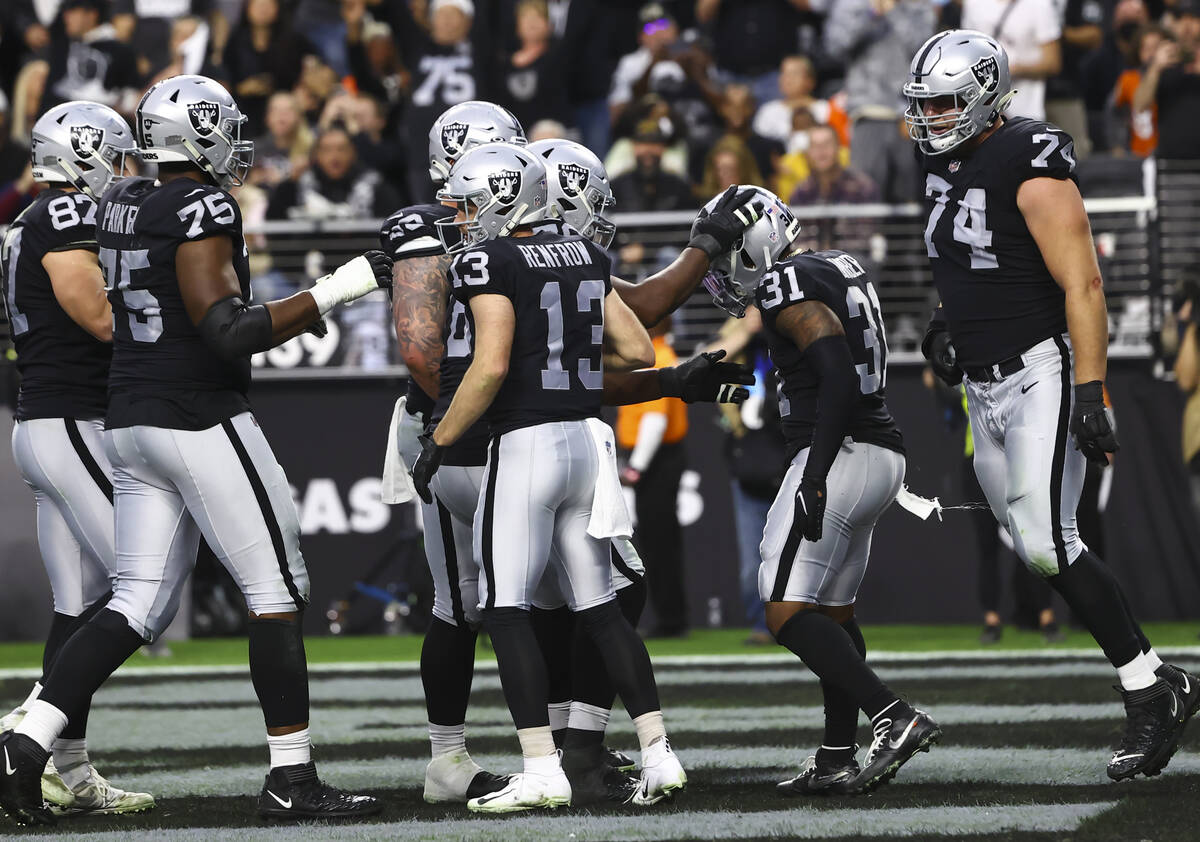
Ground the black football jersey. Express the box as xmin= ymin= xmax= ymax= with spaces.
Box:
xmin=450 ymin=220 xmax=611 ymax=437
xmin=0 ymin=189 xmax=111 ymax=420
xmin=98 ymin=177 xmax=253 ymax=430
xmin=918 ymin=117 xmax=1077 ymax=367
xmin=755 ymin=249 xmax=904 ymax=460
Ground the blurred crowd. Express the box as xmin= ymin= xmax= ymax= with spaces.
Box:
xmin=2 ymin=0 xmax=1200 ymax=232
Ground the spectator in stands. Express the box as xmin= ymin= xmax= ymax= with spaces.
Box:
xmin=1172 ymin=285 xmax=1200 ymax=517
xmin=962 ymin=0 xmax=1062 ymax=122
xmin=8 ymin=0 xmax=57 ymax=58
xmin=295 ymin=0 xmax=348 ymax=76
xmin=752 ymin=55 xmax=821 ymax=144
xmin=266 ymin=123 xmax=400 ymax=221
xmin=494 ymin=0 xmax=569 ymax=132
xmin=8 ymin=60 xmax=48 ymax=144
xmin=344 ymin=3 xmax=405 ymax=116
xmin=45 ymin=0 xmax=139 ymax=114
xmin=385 ymin=0 xmax=479 ymax=204
xmin=699 ymin=135 xmax=764 ymax=200
xmin=1046 ymin=0 xmax=1106 ymax=159
xmin=252 ymin=91 xmax=313 ymax=188
xmin=696 ymin=0 xmax=804 ymax=107
xmin=790 ymin=124 xmax=878 ymax=251
xmin=617 ymin=318 xmax=690 ymax=638
xmin=1082 ymin=0 xmax=1150 ymax=152
xmin=0 ymin=89 xmax=35 ymax=225
xmin=111 ymin=0 xmax=217 ymax=80
xmin=292 ymin=53 xmax=339 ymax=126
xmin=222 ymin=0 xmax=317 ymax=128
xmin=717 ymin=83 xmax=782 ymax=191
xmin=1111 ymin=24 xmax=1169 ymax=157
xmin=823 ymin=0 xmax=932 ymax=203
xmin=320 ymin=91 xmax=406 ymax=198
xmin=558 ymin=0 xmax=618 ymax=156
xmin=1133 ymin=0 xmax=1200 ymax=160
xmin=528 ymin=118 xmax=568 ymax=142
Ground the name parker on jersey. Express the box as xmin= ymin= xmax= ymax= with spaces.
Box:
xmin=101 ymin=201 xmax=139 ymax=235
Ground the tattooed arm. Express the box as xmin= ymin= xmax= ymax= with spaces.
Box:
xmin=774 ymin=299 xmax=858 ymax=484
xmin=392 ymin=254 xmax=451 ymax=399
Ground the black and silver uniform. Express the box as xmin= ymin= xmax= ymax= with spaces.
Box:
xmin=0 ymin=189 xmax=110 ymax=420
xmin=98 ymin=177 xmax=253 ymax=430
xmin=450 ymin=219 xmax=610 ymax=437
xmin=380 ymin=203 xmax=489 ymax=466
xmin=918 ymin=117 xmax=1077 ymax=367
xmin=755 ymin=249 xmax=904 ymax=460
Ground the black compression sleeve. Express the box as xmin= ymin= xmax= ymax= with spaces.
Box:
xmin=197 ymin=295 xmax=274 ymax=361
xmin=804 ymin=335 xmax=859 ymax=483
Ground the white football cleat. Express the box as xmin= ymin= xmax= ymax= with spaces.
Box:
xmin=633 ymin=738 xmax=686 ymax=805
xmin=0 ymin=707 xmax=74 ymax=807
xmin=50 ymin=764 xmax=155 ymax=816
xmin=423 ymin=751 xmax=512 ymax=804
xmin=466 ymin=771 xmax=571 ymax=813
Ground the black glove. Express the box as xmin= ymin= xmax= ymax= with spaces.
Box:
xmin=305 ymin=318 xmax=329 ymax=338
xmin=688 ymin=185 xmax=764 ymax=259
xmin=924 ymin=329 xmax=962 ymax=387
xmin=791 ymin=475 xmax=826 ymax=542
xmin=363 ymin=249 xmax=394 ymax=296
xmin=410 ymin=434 xmax=444 ymax=504
xmin=659 ymin=350 xmax=755 ymax=404
xmin=1070 ymin=380 xmax=1119 ymax=466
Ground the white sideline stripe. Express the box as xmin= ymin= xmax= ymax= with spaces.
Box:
xmin=4 ymin=645 xmax=1199 ymax=681
xmin=92 ymin=746 xmax=1200 ymax=797
xmin=80 ymin=703 xmax=1127 ymax=753
xmin=26 ymin=803 xmax=1117 ymax=841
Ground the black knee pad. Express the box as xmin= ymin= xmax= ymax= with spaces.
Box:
xmin=248 ymin=615 xmax=309 ymax=728
xmin=616 ymin=579 xmax=647 ymax=626
xmin=576 ymin=598 xmax=624 ymax=636
xmin=482 ymin=606 xmax=530 ymax=633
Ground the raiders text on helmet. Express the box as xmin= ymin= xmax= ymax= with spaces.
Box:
xmin=902 ymin=30 xmax=1017 ymax=156
xmin=427 ymin=101 xmax=526 ymax=187
xmin=435 ymin=142 xmax=547 ymax=254
xmin=30 ymin=102 xmax=136 ymax=199
xmin=696 ymin=186 xmax=802 ymax=317
xmin=137 ymin=75 xmax=254 ymax=188
xmin=528 ymin=138 xmax=617 ymax=248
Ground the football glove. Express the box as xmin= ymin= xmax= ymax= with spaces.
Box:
xmin=659 ymin=350 xmax=755 ymax=404
xmin=309 ymin=250 xmax=393 ymax=315
xmin=1070 ymin=380 xmax=1119 ymax=466
xmin=791 ymin=475 xmax=826 ymax=543
xmin=688 ymin=185 xmax=764 ymax=260
xmin=305 ymin=318 xmax=329 ymax=338
xmin=921 ymin=310 xmax=961 ymax=388
xmin=410 ymin=434 xmax=445 ymax=504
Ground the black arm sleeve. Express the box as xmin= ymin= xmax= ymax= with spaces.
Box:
xmin=803 ymin=335 xmax=859 ymax=483
xmin=197 ymin=295 xmax=274 ymax=362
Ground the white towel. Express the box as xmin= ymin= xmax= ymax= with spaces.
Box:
xmin=381 ymin=396 xmax=422 ymax=505
xmin=585 ymin=417 xmax=633 ymax=539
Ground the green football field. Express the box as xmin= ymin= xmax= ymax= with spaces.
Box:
xmin=1 ymin=626 xmax=1198 ymax=841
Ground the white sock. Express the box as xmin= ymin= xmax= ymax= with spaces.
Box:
xmin=52 ymin=738 xmax=90 ymax=790
xmin=267 ymin=728 xmax=311 ymax=769
xmin=516 ymin=725 xmax=558 ymax=777
xmin=1117 ymin=652 xmax=1157 ymax=691
xmin=428 ymin=722 xmax=467 ymax=759
xmin=567 ymin=701 xmax=610 ymax=733
xmin=633 ymin=710 xmax=666 ymax=752
xmin=548 ymin=701 xmax=571 ymax=733
xmin=1144 ymin=649 xmax=1164 ymax=672
xmin=19 ymin=682 xmax=42 ymax=713
xmin=13 ymin=700 xmax=67 ymax=752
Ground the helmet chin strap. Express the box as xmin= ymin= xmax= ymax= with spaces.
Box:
xmin=57 ymin=158 xmax=102 ymax=199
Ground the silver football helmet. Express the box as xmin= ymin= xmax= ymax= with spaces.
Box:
xmin=136 ymin=75 xmax=254 ymax=188
xmin=903 ymin=30 xmax=1016 ymax=156
xmin=696 ymin=186 xmax=801 ymax=318
xmin=428 ymin=100 xmax=526 ymax=187
xmin=528 ymin=138 xmax=616 ymax=249
xmin=436 ymin=142 xmax=548 ymax=254
xmin=30 ymin=102 xmax=136 ymax=199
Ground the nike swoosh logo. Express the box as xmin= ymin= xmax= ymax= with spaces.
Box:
xmin=1021 ymin=382 xmax=1038 ymax=394
xmin=1171 ymin=694 xmax=1180 ymax=717
xmin=1111 ymin=753 xmax=1144 ymax=762
xmin=1181 ymin=675 xmax=1192 ymax=695
xmin=888 ymin=717 xmax=919 ymax=750
xmin=267 ymin=790 xmax=292 ymax=809
xmin=3 ymin=747 xmax=15 ymax=776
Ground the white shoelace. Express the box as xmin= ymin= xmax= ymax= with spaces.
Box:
xmin=863 ymin=717 xmax=893 ymax=765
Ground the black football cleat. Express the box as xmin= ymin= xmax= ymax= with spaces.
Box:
xmin=848 ymin=708 xmax=941 ymax=795
xmin=258 ymin=762 xmax=382 ymax=820
xmin=565 ymin=760 xmax=639 ymax=805
xmin=1157 ymin=663 xmax=1200 ymax=720
xmin=776 ymin=752 xmax=860 ymax=796
xmin=0 ymin=732 xmax=53 ymax=826
xmin=1108 ymin=679 xmax=1187 ymax=781
xmin=465 ymin=770 xmax=512 ymax=800
xmin=605 ymin=746 xmax=637 ymax=772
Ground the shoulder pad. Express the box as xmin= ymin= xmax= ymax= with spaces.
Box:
xmin=160 ymin=181 xmax=242 ymax=241
xmin=381 ymin=204 xmax=453 ymax=259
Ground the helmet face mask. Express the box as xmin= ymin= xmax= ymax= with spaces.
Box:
xmin=435 ymin=143 xmax=548 ymax=255
xmin=428 ymin=101 xmax=526 ymax=188
xmin=30 ymin=102 xmax=137 ymax=198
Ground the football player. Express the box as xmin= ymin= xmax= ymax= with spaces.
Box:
xmin=0 ymin=75 xmax=390 ymax=827
xmin=906 ymin=31 xmax=1199 ymax=780
xmin=386 ymin=109 xmax=753 ymax=804
xmin=0 ymin=102 xmax=153 ymax=816
xmin=410 ymin=142 xmax=716 ymax=812
xmin=700 ymin=186 xmax=939 ymax=795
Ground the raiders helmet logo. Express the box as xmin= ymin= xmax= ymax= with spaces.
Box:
xmin=70 ymin=125 xmax=104 ymax=159
xmin=970 ymin=57 xmax=999 ymax=92
xmin=441 ymin=122 xmax=469 ymax=155
xmin=488 ymin=169 xmax=522 ymax=205
xmin=187 ymin=101 xmax=221 ymax=137
xmin=558 ymin=163 xmax=589 ymax=197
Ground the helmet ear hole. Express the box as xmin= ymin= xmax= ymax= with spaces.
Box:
xmin=740 ymin=248 xmax=756 ymax=270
